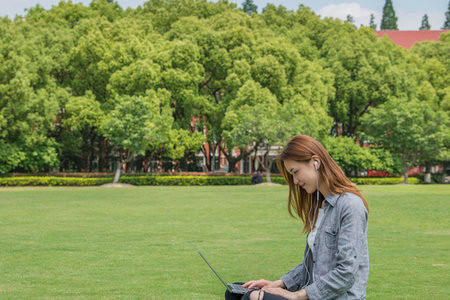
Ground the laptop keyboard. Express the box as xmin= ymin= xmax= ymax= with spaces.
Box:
xmin=229 ymin=283 xmax=250 ymax=293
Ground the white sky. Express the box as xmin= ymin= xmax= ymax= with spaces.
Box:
xmin=0 ymin=0 xmax=447 ymax=30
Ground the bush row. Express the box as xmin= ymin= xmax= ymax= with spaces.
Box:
xmin=0 ymin=175 xmax=420 ymax=186
xmin=271 ymin=177 xmax=418 ymax=185
xmin=350 ymin=177 xmax=419 ymax=185
xmin=0 ymin=177 xmax=112 ymax=186
xmin=119 ymin=175 xmax=277 ymax=185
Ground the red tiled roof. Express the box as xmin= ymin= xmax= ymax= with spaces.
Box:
xmin=375 ymin=30 xmax=449 ymax=49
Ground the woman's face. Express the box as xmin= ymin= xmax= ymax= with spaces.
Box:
xmin=284 ymin=159 xmax=317 ymax=193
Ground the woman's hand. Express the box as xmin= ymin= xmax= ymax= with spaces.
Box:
xmin=261 ymin=288 xmax=309 ymax=300
xmin=242 ymin=279 xmax=284 ymax=290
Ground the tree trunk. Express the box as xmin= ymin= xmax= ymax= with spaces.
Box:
xmin=211 ymin=143 xmax=217 ymax=172
xmin=201 ymin=141 xmax=213 ymax=172
xmin=99 ymin=138 xmax=108 ymax=172
xmin=424 ymin=161 xmax=431 ymax=184
xmin=113 ymin=158 xmax=121 ymax=184
xmin=442 ymin=161 xmax=447 ymax=184
xmin=251 ymin=144 xmax=258 ymax=173
xmin=227 ymin=156 xmax=239 ymax=173
xmin=221 ymin=145 xmax=254 ymax=174
xmin=265 ymin=159 xmax=273 ymax=183
xmin=402 ymin=156 xmax=408 ymax=184
xmin=256 ymin=146 xmax=273 ymax=182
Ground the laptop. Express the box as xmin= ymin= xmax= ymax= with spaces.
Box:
xmin=196 ymin=248 xmax=258 ymax=294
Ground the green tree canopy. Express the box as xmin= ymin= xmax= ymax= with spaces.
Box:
xmin=369 ymin=14 xmax=377 ymax=30
xmin=443 ymin=1 xmax=450 ymax=29
xmin=101 ymin=90 xmax=173 ymax=182
xmin=242 ymin=0 xmax=257 ymax=16
xmin=0 ymin=0 xmax=448 ymax=177
xmin=380 ymin=0 xmax=398 ymax=30
xmin=420 ymin=14 xmax=431 ymax=30
xmin=360 ymin=97 xmax=449 ymax=183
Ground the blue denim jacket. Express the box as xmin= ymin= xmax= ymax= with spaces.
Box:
xmin=280 ymin=192 xmax=369 ymax=300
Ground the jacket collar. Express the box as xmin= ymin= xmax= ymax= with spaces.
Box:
xmin=324 ymin=191 xmax=342 ymax=207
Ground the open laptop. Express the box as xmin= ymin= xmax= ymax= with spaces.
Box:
xmin=196 ymin=248 xmax=258 ymax=294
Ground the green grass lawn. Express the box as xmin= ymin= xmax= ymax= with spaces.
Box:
xmin=0 ymin=185 xmax=448 ymax=299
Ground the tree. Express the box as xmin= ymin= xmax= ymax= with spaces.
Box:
xmin=0 ymin=19 xmax=67 ymax=173
xmin=360 ymin=97 xmax=449 ymax=184
xmin=443 ymin=1 xmax=450 ymax=29
xmin=321 ymin=26 xmax=398 ymax=139
xmin=222 ymin=80 xmax=332 ymax=182
xmin=222 ymin=80 xmax=281 ymax=180
xmin=321 ymin=136 xmax=388 ymax=177
xmin=346 ymin=14 xmax=354 ymax=24
xmin=165 ymin=14 xmax=248 ymax=172
xmin=101 ymin=90 xmax=173 ymax=183
xmin=61 ymin=91 xmax=104 ymax=171
xmin=369 ymin=14 xmax=377 ymax=30
xmin=420 ymin=14 xmax=431 ymax=30
xmin=380 ymin=0 xmax=398 ymax=30
xmin=2 ymin=0 xmax=448 ymax=178
xmin=411 ymin=33 xmax=450 ymax=182
xmin=242 ymin=0 xmax=257 ymax=16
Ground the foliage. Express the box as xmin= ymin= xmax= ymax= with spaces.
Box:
xmin=0 ymin=176 xmax=111 ymax=186
xmin=0 ymin=0 xmax=448 ymax=178
xmin=351 ymin=177 xmax=419 ymax=185
xmin=380 ymin=0 xmax=398 ymax=30
xmin=369 ymin=14 xmax=377 ymax=30
xmin=360 ymin=97 xmax=449 ymax=183
xmin=242 ymin=0 xmax=257 ymax=16
xmin=443 ymin=0 xmax=450 ymax=29
xmin=420 ymin=14 xmax=431 ymax=30
xmin=322 ymin=136 xmax=387 ymax=175
xmin=0 ymin=175 xmax=418 ymax=186
xmin=101 ymin=90 xmax=173 ymax=156
xmin=346 ymin=14 xmax=354 ymax=24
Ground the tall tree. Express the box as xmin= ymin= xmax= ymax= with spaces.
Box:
xmin=380 ymin=0 xmax=398 ymax=30
xmin=242 ymin=0 xmax=257 ymax=16
xmin=346 ymin=14 xmax=355 ymax=24
xmin=443 ymin=1 xmax=450 ymax=29
xmin=369 ymin=13 xmax=377 ymax=30
xmin=360 ymin=97 xmax=449 ymax=184
xmin=420 ymin=14 xmax=431 ymax=30
xmin=321 ymin=136 xmax=388 ymax=177
xmin=321 ymin=26 xmax=401 ymax=139
xmin=411 ymin=33 xmax=450 ymax=182
xmin=101 ymin=91 xmax=173 ymax=183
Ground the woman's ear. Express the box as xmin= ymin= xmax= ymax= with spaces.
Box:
xmin=312 ymin=155 xmax=320 ymax=170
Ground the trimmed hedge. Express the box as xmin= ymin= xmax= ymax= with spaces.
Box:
xmin=350 ymin=177 xmax=419 ymax=185
xmin=0 ymin=175 xmax=420 ymax=186
xmin=0 ymin=177 xmax=112 ymax=186
xmin=119 ymin=175 xmax=256 ymax=185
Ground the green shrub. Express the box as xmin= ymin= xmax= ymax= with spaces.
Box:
xmin=350 ymin=177 xmax=419 ymax=185
xmin=0 ymin=177 xmax=112 ymax=186
xmin=119 ymin=175 xmax=255 ymax=186
xmin=0 ymin=175 xmax=420 ymax=187
xmin=119 ymin=175 xmax=419 ymax=186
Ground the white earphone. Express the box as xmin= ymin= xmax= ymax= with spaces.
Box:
xmin=305 ymin=159 xmax=320 ymax=287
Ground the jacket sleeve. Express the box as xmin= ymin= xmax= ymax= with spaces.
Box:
xmin=305 ymin=197 xmax=368 ymax=300
xmin=280 ymin=243 xmax=309 ymax=291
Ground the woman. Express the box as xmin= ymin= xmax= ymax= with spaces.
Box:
xmin=225 ymin=135 xmax=369 ymax=300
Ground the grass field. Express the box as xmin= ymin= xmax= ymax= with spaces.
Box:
xmin=0 ymin=185 xmax=448 ymax=299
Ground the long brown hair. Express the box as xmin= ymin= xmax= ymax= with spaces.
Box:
xmin=276 ymin=135 xmax=369 ymax=233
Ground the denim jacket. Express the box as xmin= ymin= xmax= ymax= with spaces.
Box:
xmin=280 ymin=192 xmax=369 ymax=300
